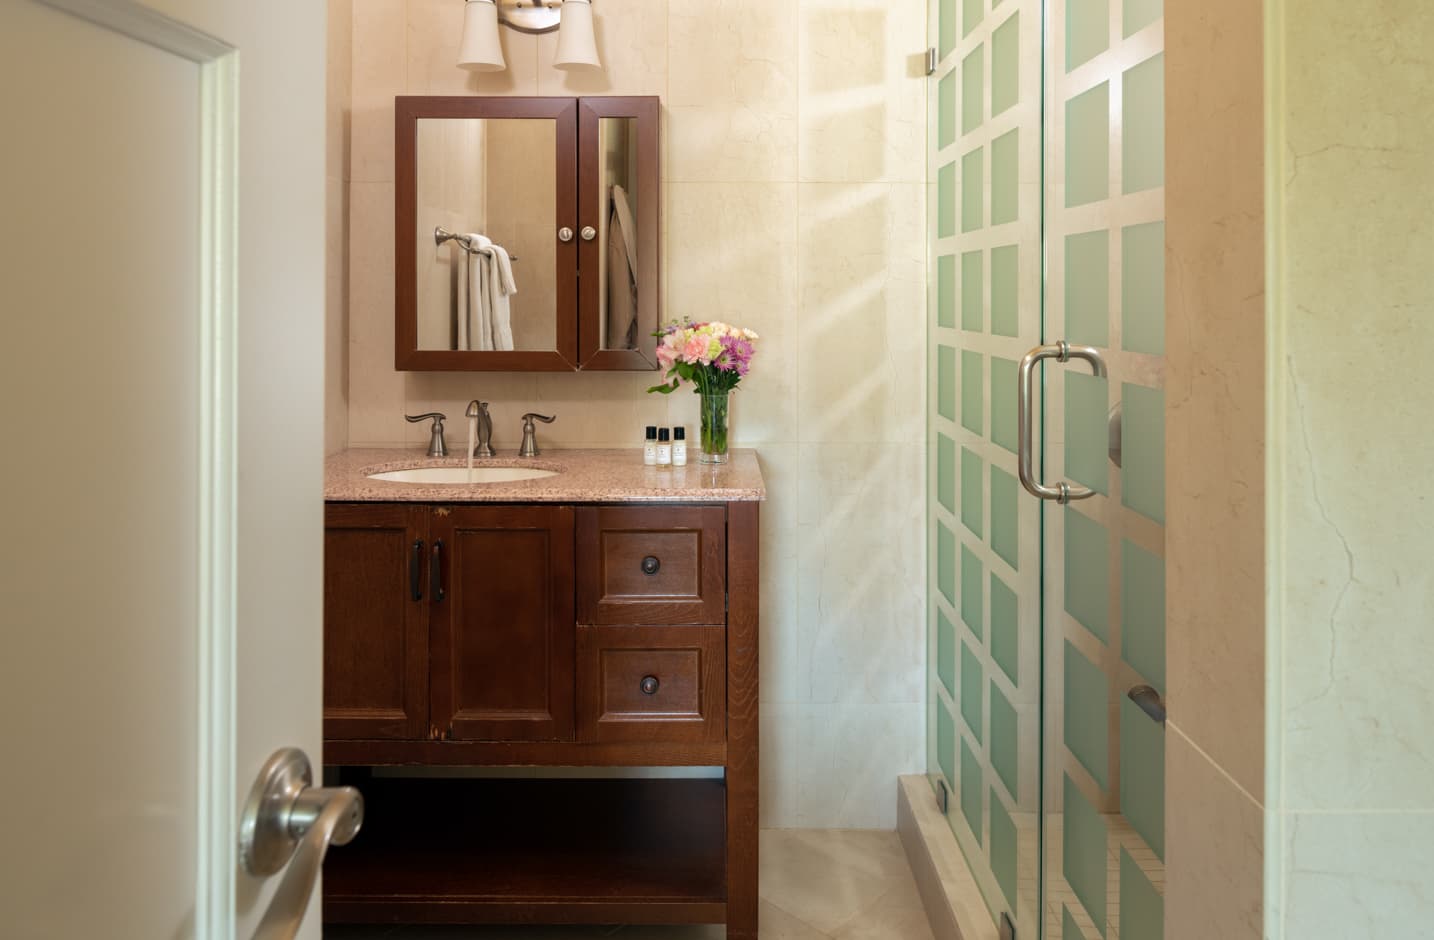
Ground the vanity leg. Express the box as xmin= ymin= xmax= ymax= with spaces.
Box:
xmin=726 ymin=502 xmax=760 ymax=940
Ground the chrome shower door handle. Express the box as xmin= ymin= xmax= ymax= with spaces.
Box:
xmin=240 ymin=748 xmax=364 ymax=940
xmin=1017 ymin=341 xmax=1108 ymax=503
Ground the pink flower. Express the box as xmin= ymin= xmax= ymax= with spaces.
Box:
xmin=656 ymin=343 xmax=677 ymax=370
xmin=684 ymin=335 xmax=712 ymax=364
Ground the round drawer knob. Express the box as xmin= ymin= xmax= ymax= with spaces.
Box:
xmin=640 ymin=676 xmax=660 ymax=696
xmin=558 ymin=226 xmax=575 ymax=243
xmin=641 ymin=555 xmax=661 ymax=576
xmin=581 ymin=225 xmax=598 ymax=242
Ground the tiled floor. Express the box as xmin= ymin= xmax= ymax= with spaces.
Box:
xmin=325 ymin=829 xmax=936 ymax=940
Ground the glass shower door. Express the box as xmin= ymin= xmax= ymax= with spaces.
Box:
xmin=927 ymin=0 xmax=1166 ymax=937
xmin=927 ymin=0 xmax=1044 ymax=934
xmin=1038 ymin=1 xmax=1165 ymax=938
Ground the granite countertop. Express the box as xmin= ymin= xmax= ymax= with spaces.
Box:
xmin=325 ymin=448 xmax=766 ymax=503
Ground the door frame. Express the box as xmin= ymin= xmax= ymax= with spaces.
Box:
xmin=38 ymin=0 xmax=240 ymax=933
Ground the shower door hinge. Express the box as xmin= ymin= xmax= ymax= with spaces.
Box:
xmin=935 ymin=778 xmax=949 ymax=814
xmin=1000 ymin=912 xmax=1016 ymax=940
xmin=925 ymin=47 xmax=938 ymax=75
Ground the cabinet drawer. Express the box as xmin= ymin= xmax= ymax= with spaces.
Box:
xmin=577 ymin=625 xmax=725 ymax=744
xmin=577 ymin=506 xmax=726 ymax=624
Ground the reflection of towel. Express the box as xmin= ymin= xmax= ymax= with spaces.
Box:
xmin=606 ymin=185 xmax=639 ymax=350
xmin=485 ymin=242 xmax=517 ymax=352
xmin=458 ymin=233 xmax=490 ymax=351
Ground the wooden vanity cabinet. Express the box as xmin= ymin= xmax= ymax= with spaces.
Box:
xmin=322 ymin=498 xmax=761 ymax=939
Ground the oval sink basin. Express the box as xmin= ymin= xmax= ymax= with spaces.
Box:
xmin=368 ymin=466 xmax=558 ymax=485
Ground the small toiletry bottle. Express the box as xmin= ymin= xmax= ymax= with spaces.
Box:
xmin=644 ymin=426 xmax=659 ymax=465
xmin=656 ymin=428 xmax=672 ymax=467
xmin=673 ymin=426 xmax=688 ymax=466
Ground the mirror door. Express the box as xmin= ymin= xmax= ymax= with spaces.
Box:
xmin=396 ymin=96 xmax=579 ymax=371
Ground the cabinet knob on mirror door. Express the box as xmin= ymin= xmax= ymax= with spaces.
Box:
xmin=641 ymin=555 xmax=661 ymax=576
xmin=558 ymin=226 xmax=575 ymax=243
xmin=640 ymin=676 xmax=660 ymax=696
xmin=580 ymin=226 xmax=597 ymax=242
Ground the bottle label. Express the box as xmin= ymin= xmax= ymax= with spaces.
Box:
xmin=643 ymin=442 xmax=658 ymax=465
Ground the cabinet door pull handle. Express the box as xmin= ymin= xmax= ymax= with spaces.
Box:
xmin=431 ymin=540 xmax=445 ymax=602
xmin=640 ymin=675 xmax=660 ymax=695
xmin=410 ymin=539 xmax=424 ymax=601
xmin=641 ymin=555 xmax=661 ymax=576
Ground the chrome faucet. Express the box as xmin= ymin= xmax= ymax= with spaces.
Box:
xmin=465 ymin=400 xmax=495 ymax=458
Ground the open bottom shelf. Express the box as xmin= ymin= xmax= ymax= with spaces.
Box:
xmin=323 ymin=775 xmax=728 ymax=925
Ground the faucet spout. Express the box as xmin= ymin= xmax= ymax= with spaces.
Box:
xmin=465 ymin=400 xmax=495 ymax=458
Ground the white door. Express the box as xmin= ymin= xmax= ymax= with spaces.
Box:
xmin=0 ymin=0 xmax=329 ymax=937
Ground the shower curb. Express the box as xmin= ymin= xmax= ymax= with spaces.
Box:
xmin=897 ymin=775 xmax=1001 ymax=940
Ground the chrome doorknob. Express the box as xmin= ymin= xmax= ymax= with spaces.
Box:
xmin=580 ymin=226 xmax=597 ymax=241
xmin=558 ymin=227 xmax=575 ymax=243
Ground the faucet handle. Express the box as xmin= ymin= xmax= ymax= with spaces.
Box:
xmin=519 ymin=413 xmax=556 ymax=458
xmin=405 ymin=413 xmax=448 ymax=458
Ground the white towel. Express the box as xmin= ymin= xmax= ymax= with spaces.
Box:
xmin=462 ymin=233 xmax=493 ymax=351
xmin=486 ymin=242 xmax=517 ymax=352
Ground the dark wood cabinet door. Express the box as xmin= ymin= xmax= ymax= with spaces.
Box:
xmin=430 ymin=505 xmax=576 ymax=742
xmin=324 ymin=504 xmax=430 ymax=740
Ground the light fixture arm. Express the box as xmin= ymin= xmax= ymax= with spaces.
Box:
xmin=497 ymin=0 xmax=586 ymax=35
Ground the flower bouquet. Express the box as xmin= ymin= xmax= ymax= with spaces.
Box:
xmin=647 ymin=320 xmax=759 ymax=464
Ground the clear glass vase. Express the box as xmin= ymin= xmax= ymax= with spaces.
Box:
xmin=699 ymin=391 xmax=730 ymax=464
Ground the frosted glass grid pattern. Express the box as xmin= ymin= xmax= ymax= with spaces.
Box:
xmin=1044 ymin=3 xmax=1166 ymax=937
xmin=939 ymin=71 xmax=957 ymax=149
xmin=937 ymin=608 xmax=957 ymax=697
xmin=938 ymin=432 xmax=957 ymax=513
xmin=927 ymin=0 xmax=1043 ymax=933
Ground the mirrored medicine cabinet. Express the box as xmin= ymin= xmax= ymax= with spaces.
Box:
xmin=395 ymin=96 xmax=660 ymax=372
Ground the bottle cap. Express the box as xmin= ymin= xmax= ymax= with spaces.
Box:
xmin=658 ymin=428 xmax=670 ymax=441
xmin=645 ymin=426 xmax=657 ymax=440
xmin=674 ymin=426 xmax=686 ymax=441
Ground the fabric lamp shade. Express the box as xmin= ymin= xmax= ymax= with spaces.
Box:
xmin=553 ymin=0 xmax=601 ymax=70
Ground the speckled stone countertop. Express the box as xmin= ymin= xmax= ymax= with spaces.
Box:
xmin=325 ymin=448 xmax=766 ymax=503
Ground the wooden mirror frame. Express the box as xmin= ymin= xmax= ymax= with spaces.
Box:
xmin=394 ymin=96 xmax=580 ymax=371
xmin=576 ymin=96 xmax=661 ymax=372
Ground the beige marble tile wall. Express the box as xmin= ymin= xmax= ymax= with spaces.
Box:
xmin=337 ymin=0 xmax=928 ymax=827
xmin=1267 ymin=1 xmax=1434 ymax=934
xmin=1164 ymin=2 xmax=1266 ymax=937
xmin=326 ymin=0 xmax=353 ymax=455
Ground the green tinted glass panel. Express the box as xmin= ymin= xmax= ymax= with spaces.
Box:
xmin=990 ymin=792 xmax=1018 ymax=909
xmin=938 ymin=162 xmax=957 ymax=237
xmin=1120 ymin=695 xmax=1166 ymax=859
xmin=961 ymin=737 xmax=984 ymax=843
xmin=1065 ymin=371 xmax=1110 ymax=495
xmin=1065 ymin=82 xmax=1110 ymax=207
xmin=1122 ymin=221 xmax=1165 ymax=354
xmin=1066 ymin=0 xmax=1109 ymax=70
xmin=991 ymin=129 xmax=1019 ymax=225
xmin=962 ymin=45 xmax=984 ymax=135
xmin=937 ymin=432 xmax=957 ymax=513
xmin=1065 ymin=230 xmax=1110 ymax=346
xmin=991 ymin=13 xmax=1019 ymax=116
xmin=960 ymin=544 xmax=983 ymax=638
xmin=990 ymin=682 xmax=1018 ymax=796
xmin=990 ymin=574 xmax=1019 ymax=683
xmin=1122 ymin=539 xmax=1165 ymax=690
xmin=990 ymin=245 xmax=1019 ymax=337
xmin=990 ymin=356 xmax=1019 ymax=453
xmin=1064 ymin=508 xmax=1109 ymax=642
xmin=937 ymin=608 xmax=957 ymax=698
xmin=1064 ymin=641 xmax=1110 ymax=789
xmin=961 ymin=446 xmax=983 ymax=537
xmin=1122 ymin=383 xmax=1165 ymax=523
xmin=938 ymin=701 xmax=956 ymax=787
xmin=1120 ymin=849 xmax=1164 ymax=939
xmin=1062 ymin=907 xmax=1083 ymax=940
xmin=939 ymin=0 xmax=957 ymax=59
xmin=962 ymin=251 xmax=983 ymax=332
xmin=991 ymin=467 xmax=1019 ymax=569
xmin=1063 ymin=775 xmax=1108 ymax=934
xmin=963 ymin=0 xmax=984 ymax=37
xmin=962 ymin=146 xmax=984 ymax=232
xmin=937 ymin=521 xmax=957 ymax=604
xmin=938 ymin=254 xmax=957 ymax=329
xmin=960 ymin=640 xmax=983 ymax=740
xmin=961 ymin=350 xmax=984 ymax=434
xmin=1123 ymin=53 xmax=1165 ymax=194
xmin=1124 ymin=0 xmax=1162 ymax=37
xmin=938 ymin=71 xmax=957 ymax=149
xmin=937 ymin=345 xmax=957 ymax=421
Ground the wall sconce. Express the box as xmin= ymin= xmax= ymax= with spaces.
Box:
xmin=459 ymin=0 xmax=602 ymax=73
